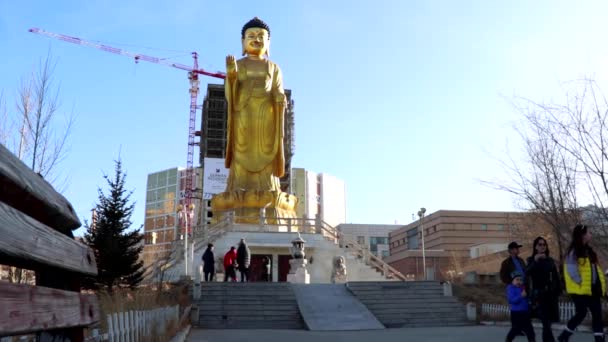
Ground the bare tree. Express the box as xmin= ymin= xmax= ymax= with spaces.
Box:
xmin=16 ymin=53 xmax=74 ymax=184
xmin=0 ymin=51 xmax=75 ymax=284
xmin=484 ymin=98 xmax=581 ymax=263
xmin=510 ymin=79 xmax=608 ymax=257
xmin=0 ymin=92 xmax=6 ymax=144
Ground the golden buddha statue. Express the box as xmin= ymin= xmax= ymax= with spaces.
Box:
xmin=211 ymin=17 xmax=297 ymax=223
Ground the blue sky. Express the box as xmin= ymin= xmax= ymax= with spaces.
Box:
xmin=2 ymin=1 xmax=608 ymax=235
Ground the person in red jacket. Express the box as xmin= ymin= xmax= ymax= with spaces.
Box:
xmin=223 ymin=246 xmax=238 ymax=282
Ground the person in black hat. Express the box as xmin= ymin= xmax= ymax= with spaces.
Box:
xmin=500 ymin=241 xmax=527 ymax=285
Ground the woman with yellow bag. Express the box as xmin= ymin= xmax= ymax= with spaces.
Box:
xmin=558 ymin=225 xmax=606 ymax=342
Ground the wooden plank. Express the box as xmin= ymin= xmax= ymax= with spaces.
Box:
xmin=0 ymin=201 xmax=97 ymax=275
xmin=0 ymin=144 xmax=80 ymax=232
xmin=0 ymin=282 xmax=99 ymax=336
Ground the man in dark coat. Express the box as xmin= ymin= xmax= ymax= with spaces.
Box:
xmin=202 ymin=243 xmax=215 ymax=282
xmin=236 ymin=239 xmax=251 ymax=282
xmin=500 ymin=241 xmax=527 ymax=285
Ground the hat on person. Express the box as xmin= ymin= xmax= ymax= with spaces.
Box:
xmin=510 ymin=270 xmax=524 ymax=281
xmin=508 ymin=241 xmax=523 ymax=250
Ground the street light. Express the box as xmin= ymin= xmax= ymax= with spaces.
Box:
xmin=178 ymin=203 xmax=195 ymax=277
xmin=417 ymin=207 xmax=427 ymax=280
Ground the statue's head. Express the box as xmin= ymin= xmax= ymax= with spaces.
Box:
xmin=241 ymin=17 xmax=270 ymax=57
xmin=335 ymin=256 xmax=345 ymax=267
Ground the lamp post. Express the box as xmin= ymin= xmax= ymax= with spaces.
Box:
xmin=178 ymin=203 xmax=195 ymax=277
xmin=417 ymin=207 xmax=427 ymax=280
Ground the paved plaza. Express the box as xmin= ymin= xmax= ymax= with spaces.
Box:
xmin=187 ymin=326 xmax=594 ymax=342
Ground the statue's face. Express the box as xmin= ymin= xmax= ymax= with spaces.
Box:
xmin=242 ymin=27 xmax=269 ymax=56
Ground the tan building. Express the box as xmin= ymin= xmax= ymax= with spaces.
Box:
xmin=385 ymin=210 xmax=551 ymax=281
xmin=142 ymin=167 xmax=202 ymax=268
xmin=337 ymin=224 xmax=403 ymax=259
xmin=291 ymin=168 xmax=347 ymax=228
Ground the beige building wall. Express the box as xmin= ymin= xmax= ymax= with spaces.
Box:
xmin=385 ymin=210 xmax=547 ymax=280
xmin=337 ymin=223 xmax=404 ymax=259
xmin=319 ymin=173 xmax=346 ymax=228
xmin=291 ymin=168 xmax=346 ymax=228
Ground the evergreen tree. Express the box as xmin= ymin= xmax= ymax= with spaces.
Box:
xmin=84 ymin=159 xmax=144 ymax=292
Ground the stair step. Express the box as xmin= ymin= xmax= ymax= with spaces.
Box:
xmin=366 ymin=306 xmax=465 ymax=313
xmin=354 ymin=297 xmax=461 ymax=304
xmin=200 ymin=313 xmax=302 ymax=320
xmin=348 ymin=292 xmax=444 ymax=297
xmin=194 ymin=282 xmax=306 ymax=329
xmin=200 ymin=321 xmax=305 ymax=329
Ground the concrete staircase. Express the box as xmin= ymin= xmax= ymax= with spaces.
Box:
xmin=347 ymin=281 xmax=469 ymax=328
xmin=194 ymin=282 xmax=306 ymax=329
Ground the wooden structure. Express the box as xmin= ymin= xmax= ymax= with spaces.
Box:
xmin=0 ymin=144 xmax=100 ymax=340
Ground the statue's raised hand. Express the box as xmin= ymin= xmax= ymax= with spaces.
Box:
xmin=226 ymin=55 xmax=237 ymax=75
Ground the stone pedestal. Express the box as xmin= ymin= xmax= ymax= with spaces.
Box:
xmin=211 ymin=190 xmax=298 ymax=224
xmin=287 ymin=258 xmax=310 ymax=284
xmin=287 ymin=266 xmax=310 ymax=284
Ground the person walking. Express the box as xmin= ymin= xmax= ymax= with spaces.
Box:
xmin=526 ymin=236 xmax=561 ymax=342
xmin=558 ymin=225 xmax=606 ymax=342
xmin=261 ymin=256 xmax=271 ymax=282
xmin=223 ymin=246 xmax=238 ymax=282
xmin=501 ymin=241 xmax=527 ymax=286
xmin=506 ymin=270 xmax=536 ymax=342
xmin=202 ymin=243 xmax=216 ymax=282
xmin=236 ymin=239 xmax=251 ymax=282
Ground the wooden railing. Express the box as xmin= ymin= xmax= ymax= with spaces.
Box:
xmin=0 ymin=144 xmax=100 ymax=340
xmin=88 ymin=305 xmax=180 ymax=342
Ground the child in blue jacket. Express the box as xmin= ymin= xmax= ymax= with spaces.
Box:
xmin=506 ymin=271 xmax=536 ymax=341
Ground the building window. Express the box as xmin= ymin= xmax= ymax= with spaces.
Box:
xmin=357 ymin=236 xmax=365 ymax=245
xmin=381 ymin=250 xmax=389 ymax=258
xmin=407 ymin=228 xmax=418 ymax=250
xmin=481 ymin=224 xmax=488 ymax=231
xmin=370 ymin=236 xmax=388 ymax=252
xmin=498 ymin=224 xmax=505 ymax=230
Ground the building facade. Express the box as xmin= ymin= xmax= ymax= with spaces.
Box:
xmin=385 ymin=210 xmax=532 ymax=281
xmin=291 ymin=168 xmax=347 ymax=228
xmin=336 ymin=224 xmax=404 ymax=259
xmin=142 ymin=167 xmax=201 ymax=267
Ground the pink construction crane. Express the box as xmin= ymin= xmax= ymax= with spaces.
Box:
xmin=29 ymin=28 xmax=226 ymax=236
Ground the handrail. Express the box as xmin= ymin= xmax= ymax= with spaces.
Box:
xmin=313 ymin=220 xmax=407 ymax=281
xmin=143 ymin=213 xmax=407 ymax=282
xmin=213 ymin=214 xmax=407 ymax=281
xmin=339 ymin=235 xmax=407 ymax=281
xmin=142 ymin=217 xmax=233 ymax=282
